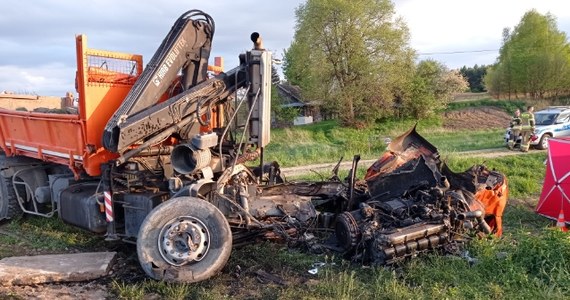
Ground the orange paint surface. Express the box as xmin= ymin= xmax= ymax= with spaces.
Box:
xmin=475 ymin=178 xmax=509 ymax=237
xmin=0 ymin=35 xmax=226 ymax=178
xmin=0 ymin=35 xmax=142 ymax=177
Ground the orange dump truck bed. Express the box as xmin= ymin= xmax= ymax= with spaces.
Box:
xmin=0 ymin=109 xmax=85 ymax=167
xmin=0 ymin=35 xmax=143 ymax=177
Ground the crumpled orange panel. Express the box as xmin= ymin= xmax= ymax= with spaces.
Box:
xmin=475 ymin=177 xmax=509 ymax=237
xmin=365 ymin=149 xmax=422 ymax=180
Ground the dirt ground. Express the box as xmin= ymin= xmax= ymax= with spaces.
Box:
xmin=0 ymin=282 xmax=110 ymax=300
xmin=0 ymin=242 xmax=141 ymax=299
xmin=442 ymin=106 xmax=511 ymax=130
xmin=0 ymin=106 xmax=517 ymax=299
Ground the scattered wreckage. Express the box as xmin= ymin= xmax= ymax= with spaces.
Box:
xmin=0 ymin=9 xmax=507 ymax=283
xmin=258 ymin=126 xmax=508 ymax=265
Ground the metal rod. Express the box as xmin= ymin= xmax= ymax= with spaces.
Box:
xmin=346 ymin=155 xmax=361 ymax=210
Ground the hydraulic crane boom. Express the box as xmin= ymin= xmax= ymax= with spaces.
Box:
xmin=114 ymin=66 xmax=246 ymax=164
xmin=103 ymin=10 xmax=214 ymax=152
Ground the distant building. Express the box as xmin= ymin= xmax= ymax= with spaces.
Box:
xmin=0 ymin=92 xmax=77 ymax=114
xmin=276 ymin=83 xmax=321 ymax=125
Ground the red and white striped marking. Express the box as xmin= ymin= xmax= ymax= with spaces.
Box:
xmin=104 ymin=191 xmax=113 ymax=222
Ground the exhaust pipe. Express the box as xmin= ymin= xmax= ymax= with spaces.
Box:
xmin=457 ymin=210 xmax=483 ymax=220
xmin=457 ymin=210 xmax=491 ymax=234
xmin=251 ymin=32 xmax=264 ymax=50
xmin=171 ymin=144 xmax=211 ymax=174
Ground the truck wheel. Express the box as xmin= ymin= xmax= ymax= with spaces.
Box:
xmin=137 ymin=196 xmax=232 ymax=283
xmin=537 ymin=133 xmax=551 ymax=150
xmin=0 ymin=162 xmax=23 ymax=221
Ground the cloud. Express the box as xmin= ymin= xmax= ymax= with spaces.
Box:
xmin=2 ymin=0 xmax=569 ymax=94
xmin=0 ymin=0 xmax=304 ymax=95
xmin=0 ymin=64 xmax=75 ymax=95
xmin=394 ymin=0 xmax=570 ymax=68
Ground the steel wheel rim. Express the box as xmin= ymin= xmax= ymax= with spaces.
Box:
xmin=158 ymin=216 xmax=211 ymax=266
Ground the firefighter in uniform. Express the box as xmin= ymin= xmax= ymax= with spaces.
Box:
xmin=508 ymin=109 xmax=522 ymax=150
xmin=519 ymin=106 xmax=535 ymax=152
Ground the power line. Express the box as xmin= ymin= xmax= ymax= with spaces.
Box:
xmin=420 ymin=44 xmax=570 ymax=56
xmin=418 ymin=49 xmax=499 ymax=55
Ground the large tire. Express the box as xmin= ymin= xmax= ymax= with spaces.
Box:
xmin=137 ymin=196 xmax=232 ymax=283
xmin=0 ymin=160 xmax=23 ymax=221
xmin=536 ymin=133 xmax=551 ymax=150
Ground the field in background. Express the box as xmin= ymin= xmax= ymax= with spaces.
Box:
xmin=266 ymin=107 xmax=508 ymax=167
xmin=452 ymin=92 xmax=490 ymax=102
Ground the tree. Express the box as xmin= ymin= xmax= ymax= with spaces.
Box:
xmin=459 ymin=64 xmax=488 ymax=92
xmin=404 ymin=60 xmax=468 ymax=118
xmin=271 ymin=65 xmax=281 ymax=85
xmin=485 ymin=10 xmax=570 ymax=99
xmin=283 ymin=0 xmax=415 ymax=125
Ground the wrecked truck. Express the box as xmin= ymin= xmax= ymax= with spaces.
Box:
xmin=0 ymin=9 xmax=507 ymax=284
xmin=264 ymin=125 xmax=508 ymax=266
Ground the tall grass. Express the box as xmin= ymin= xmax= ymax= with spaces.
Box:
xmin=0 ymin=216 xmax=104 ymax=258
xmin=447 ymin=98 xmax=527 ymax=113
xmin=2 ymin=151 xmax=563 ymax=300
xmin=222 ymin=225 xmax=570 ymax=299
xmin=395 ymin=228 xmax=570 ymax=299
xmin=2 ymin=100 xmax=565 ymax=299
xmin=447 ymin=96 xmax=570 ymax=113
xmin=266 ymin=118 xmax=505 ymax=167
xmin=425 ymin=128 xmax=505 ymax=152
xmin=444 ymin=152 xmax=546 ymax=199
xmin=111 ymin=279 xmax=197 ymax=300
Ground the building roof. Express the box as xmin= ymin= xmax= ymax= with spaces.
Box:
xmin=276 ymin=83 xmax=320 ymax=107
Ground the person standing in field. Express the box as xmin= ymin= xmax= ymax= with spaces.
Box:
xmin=508 ymin=108 xmax=522 ymax=150
xmin=519 ymin=106 xmax=535 ymax=152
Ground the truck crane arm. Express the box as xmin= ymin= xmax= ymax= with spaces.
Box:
xmin=114 ymin=66 xmax=247 ymax=163
xmin=103 ymin=9 xmax=215 ymax=152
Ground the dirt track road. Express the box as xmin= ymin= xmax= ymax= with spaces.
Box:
xmin=280 ymin=148 xmax=546 ymax=178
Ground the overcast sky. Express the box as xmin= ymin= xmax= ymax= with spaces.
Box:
xmin=1 ymin=0 xmax=569 ymax=96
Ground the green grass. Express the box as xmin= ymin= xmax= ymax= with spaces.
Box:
xmin=107 ymin=152 xmax=558 ymax=300
xmin=3 ymin=99 xmax=567 ymax=299
xmin=265 ymin=118 xmax=505 ymax=167
xmin=444 ymin=152 xmax=547 ymax=199
xmin=447 ymin=98 xmax=527 ymax=114
xmin=3 ymin=153 xmax=565 ymax=300
xmin=109 ymin=226 xmax=569 ymax=300
xmin=0 ymin=216 xmax=104 ymax=259
xmin=392 ymin=228 xmax=570 ymax=299
xmin=112 ymin=279 xmax=198 ymax=300
xmin=130 ymin=225 xmax=568 ymax=299
xmin=424 ymin=128 xmax=506 ymax=152
xmin=111 ymin=280 xmax=146 ymax=300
